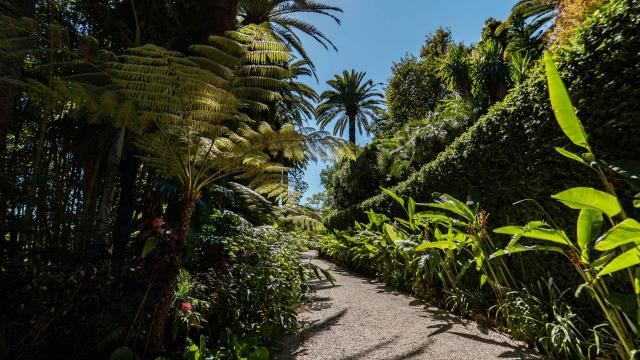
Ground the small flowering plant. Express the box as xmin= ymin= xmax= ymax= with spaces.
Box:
xmin=174 ymin=269 xmax=209 ymax=331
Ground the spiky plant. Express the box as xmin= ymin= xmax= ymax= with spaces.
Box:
xmin=472 ymin=39 xmax=511 ymax=103
xmin=237 ymin=0 xmax=342 ymax=75
xmin=438 ymin=44 xmax=473 ymax=100
xmin=316 ymin=70 xmax=384 ymax=145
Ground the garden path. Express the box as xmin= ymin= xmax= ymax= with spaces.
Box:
xmin=278 ymin=251 xmax=538 ymax=360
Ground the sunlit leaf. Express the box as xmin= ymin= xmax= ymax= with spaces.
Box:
xmin=494 ymin=224 xmax=572 ymax=246
xmin=551 ymin=187 xmax=620 ymax=217
xmin=577 ymin=209 xmax=603 ymax=261
xmin=544 ymin=52 xmax=589 ymax=149
xmin=594 ymin=219 xmax=640 ymax=251
xmin=598 ymin=246 xmax=640 ymax=276
xmin=381 ymin=187 xmax=404 ymax=207
xmin=415 ymin=241 xmax=459 ymax=251
xmin=490 ymin=244 xmax=564 ymax=259
xmin=555 ymin=147 xmax=588 ymax=166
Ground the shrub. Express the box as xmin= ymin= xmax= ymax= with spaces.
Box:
xmin=326 ymin=0 xmax=640 ymax=231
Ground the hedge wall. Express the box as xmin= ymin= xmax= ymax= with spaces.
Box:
xmin=325 ymin=0 xmax=640 ymax=232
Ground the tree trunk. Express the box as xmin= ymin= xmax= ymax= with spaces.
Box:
xmin=193 ymin=0 xmax=239 ymax=43
xmin=112 ymin=144 xmax=140 ymax=264
xmin=91 ymin=127 xmax=126 ymax=257
xmin=0 ymin=51 xmax=21 ymax=241
xmin=348 ymin=114 xmax=356 ymax=145
xmin=146 ymin=198 xmax=195 ymax=356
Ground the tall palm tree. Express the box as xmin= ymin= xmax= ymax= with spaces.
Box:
xmin=316 ymin=70 xmax=384 ymax=145
xmin=237 ymin=0 xmax=342 ymax=75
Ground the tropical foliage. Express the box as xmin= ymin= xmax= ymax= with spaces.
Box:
xmin=1 ymin=0 xmax=637 ymax=359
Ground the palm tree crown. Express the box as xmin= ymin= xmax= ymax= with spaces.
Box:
xmin=238 ymin=0 xmax=342 ymax=75
xmin=316 ymin=70 xmax=384 ymax=144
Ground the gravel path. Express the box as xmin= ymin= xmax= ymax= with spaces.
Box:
xmin=279 ymin=251 xmax=538 ymax=360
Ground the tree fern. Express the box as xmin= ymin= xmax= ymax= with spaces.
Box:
xmin=190 ymin=25 xmax=291 ymax=117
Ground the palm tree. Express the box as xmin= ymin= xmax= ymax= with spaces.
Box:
xmin=316 ymin=70 xmax=384 ymax=145
xmin=237 ymin=0 xmax=342 ymax=75
xmin=496 ymin=0 xmax=556 ymax=41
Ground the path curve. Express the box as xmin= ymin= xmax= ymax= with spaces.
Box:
xmin=279 ymin=251 xmax=538 ymax=360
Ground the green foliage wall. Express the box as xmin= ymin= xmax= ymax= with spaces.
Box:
xmin=326 ymin=0 xmax=640 ymax=236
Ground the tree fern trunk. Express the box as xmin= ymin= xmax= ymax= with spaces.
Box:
xmin=113 ymin=143 xmax=140 ymax=264
xmin=147 ymin=198 xmax=194 ymax=356
xmin=92 ymin=127 xmax=125 ymax=257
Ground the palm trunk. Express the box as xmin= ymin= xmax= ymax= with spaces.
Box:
xmin=92 ymin=127 xmax=126 ymax=256
xmin=146 ymin=198 xmax=195 ymax=356
xmin=348 ymin=114 xmax=356 ymax=145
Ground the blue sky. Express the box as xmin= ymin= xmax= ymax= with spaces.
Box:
xmin=298 ymin=0 xmax=517 ymax=201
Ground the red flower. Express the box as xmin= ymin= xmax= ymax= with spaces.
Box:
xmin=152 ymin=217 xmax=164 ymax=230
xmin=181 ymin=302 xmax=192 ymax=314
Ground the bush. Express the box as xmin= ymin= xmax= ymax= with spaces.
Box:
xmin=325 ymin=0 xmax=640 ymax=236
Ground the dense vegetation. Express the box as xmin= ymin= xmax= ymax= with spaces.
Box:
xmin=0 ymin=0 xmax=337 ymax=358
xmin=317 ymin=0 xmax=640 ymax=358
xmin=1 ymin=0 xmax=638 ymax=359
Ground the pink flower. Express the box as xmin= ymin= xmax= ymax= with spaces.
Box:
xmin=152 ymin=217 xmax=164 ymax=231
xmin=181 ymin=302 xmax=192 ymax=314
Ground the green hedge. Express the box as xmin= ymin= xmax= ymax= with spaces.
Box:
xmin=325 ymin=0 xmax=640 ymax=232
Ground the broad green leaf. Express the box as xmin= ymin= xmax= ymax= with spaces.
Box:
xmin=555 ymin=147 xmax=588 ymax=166
xmin=384 ymin=223 xmax=401 ymax=242
xmin=494 ymin=226 xmax=525 ymax=235
xmin=431 ymin=193 xmax=474 ymax=220
xmin=552 ymin=187 xmax=621 ymax=217
xmin=425 ymin=203 xmax=468 ymax=219
xmin=594 ymin=219 xmax=640 ymax=251
xmin=544 ymin=52 xmax=589 ymax=149
xmin=480 ymin=274 xmax=488 ymax=288
xmin=494 ymin=225 xmax=571 ymax=246
xmin=437 ymin=232 xmax=469 ymax=243
xmin=364 ymin=243 xmax=377 ymax=253
xmin=381 ymin=187 xmax=404 ymax=207
xmin=490 ymin=244 xmax=564 ymax=259
xmin=634 ymin=193 xmax=640 ymax=208
xmin=598 ymin=246 xmax=640 ymax=276
xmin=415 ymin=241 xmax=458 ymax=251
xmin=249 ymin=347 xmax=269 ymax=360
xmin=142 ymin=236 xmax=159 ymax=258
xmin=408 ymin=197 xmax=416 ymax=218
xmin=577 ymin=209 xmax=603 ymax=261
